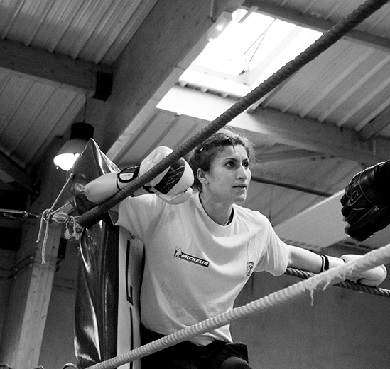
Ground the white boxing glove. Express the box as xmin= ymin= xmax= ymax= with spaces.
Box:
xmin=341 ymin=254 xmax=387 ymax=286
xmin=117 ymin=147 xmax=194 ymax=204
xmin=139 ymin=146 xmax=194 ymax=204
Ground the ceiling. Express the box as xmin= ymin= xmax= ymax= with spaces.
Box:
xmin=1 ymin=0 xmax=390 ymax=253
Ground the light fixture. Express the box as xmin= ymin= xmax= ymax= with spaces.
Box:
xmin=207 ymin=11 xmax=232 ymax=40
xmin=53 ymin=122 xmax=94 ymax=170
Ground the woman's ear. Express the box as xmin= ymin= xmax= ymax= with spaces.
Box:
xmin=197 ymin=168 xmax=208 ymax=185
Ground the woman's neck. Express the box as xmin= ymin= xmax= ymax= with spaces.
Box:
xmin=199 ymin=192 xmax=233 ymax=225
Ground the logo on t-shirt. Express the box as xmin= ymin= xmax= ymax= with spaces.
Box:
xmin=174 ymin=247 xmax=209 ymax=267
xmin=247 ymin=261 xmax=255 ymax=276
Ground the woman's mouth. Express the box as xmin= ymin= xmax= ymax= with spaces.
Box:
xmin=233 ymin=184 xmax=247 ymax=190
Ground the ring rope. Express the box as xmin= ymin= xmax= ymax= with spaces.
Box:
xmin=285 ymin=267 xmax=390 ymax=298
xmin=76 ymin=0 xmax=390 ymax=229
xmin=36 ymin=174 xmax=75 ymax=263
xmin=87 ymin=243 xmax=390 ymax=369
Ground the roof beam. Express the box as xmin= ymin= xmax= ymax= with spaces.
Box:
xmin=0 ymin=149 xmax=34 ymax=192
xmin=246 ymin=107 xmax=389 ymax=165
xmin=104 ymin=0 xmax=243 ymax=158
xmin=157 ymin=86 xmax=390 ymax=165
xmin=255 ymin=149 xmax=327 ymax=163
xmin=251 ymin=175 xmax=332 ymax=197
xmin=0 ymin=38 xmax=112 ymax=99
xmin=359 ymin=105 xmax=390 ymax=140
xmin=244 ymin=0 xmax=390 ymax=53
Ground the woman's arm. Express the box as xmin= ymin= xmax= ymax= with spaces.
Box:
xmin=84 ymin=172 xmax=119 ymax=204
xmin=286 ymin=244 xmax=387 ymax=286
xmin=85 ymin=146 xmax=194 ymax=206
xmin=287 ymin=245 xmax=344 ymax=274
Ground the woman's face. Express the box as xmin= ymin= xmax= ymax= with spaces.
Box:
xmin=199 ymin=144 xmax=251 ymax=204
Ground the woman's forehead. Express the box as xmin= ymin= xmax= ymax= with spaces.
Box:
xmin=214 ymin=145 xmax=248 ymax=159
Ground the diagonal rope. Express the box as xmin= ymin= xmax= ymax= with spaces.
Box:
xmin=87 ymin=243 xmax=390 ymax=369
xmin=77 ymin=0 xmax=390 ymax=228
xmin=285 ymin=267 xmax=390 ymax=298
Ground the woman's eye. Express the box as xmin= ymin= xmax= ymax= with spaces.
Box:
xmin=225 ymin=160 xmax=250 ymax=169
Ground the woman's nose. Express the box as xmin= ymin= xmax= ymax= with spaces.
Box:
xmin=237 ymin=165 xmax=249 ymax=178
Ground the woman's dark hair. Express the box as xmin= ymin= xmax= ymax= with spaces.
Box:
xmin=187 ymin=128 xmax=254 ymax=191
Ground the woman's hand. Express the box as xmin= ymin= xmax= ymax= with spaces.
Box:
xmin=341 ymin=254 xmax=387 ymax=286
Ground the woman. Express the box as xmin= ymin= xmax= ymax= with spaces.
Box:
xmin=84 ymin=128 xmax=386 ymax=369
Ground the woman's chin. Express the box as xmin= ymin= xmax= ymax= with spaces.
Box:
xmin=234 ymin=194 xmax=247 ymax=203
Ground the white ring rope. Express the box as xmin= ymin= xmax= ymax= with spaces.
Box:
xmin=88 ymin=243 xmax=390 ymax=369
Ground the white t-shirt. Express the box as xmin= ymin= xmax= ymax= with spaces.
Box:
xmin=117 ymin=192 xmax=289 ymax=345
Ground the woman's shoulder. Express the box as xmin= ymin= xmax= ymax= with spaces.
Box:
xmin=128 ymin=191 xmax=197 ymax=210
xmin=234 ymin=203 xmax=271 ymax=225
xmin=122 ymin=193 xmax=168 ymax=214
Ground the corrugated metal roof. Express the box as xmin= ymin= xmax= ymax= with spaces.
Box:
xmin=0 ymin=0 xmax=157 ymax=64
xmin=0 ymin=0 xmax=157 ymax=170
xmin=260 ymin=0 xmax=390 ymax=38
xmin=0 ymin=67 xmax=85 ymax=167
xmin=261 ymin=40 xmax=390 ymax=131
xmin=0 ymin=0 xmax=390 ymax=250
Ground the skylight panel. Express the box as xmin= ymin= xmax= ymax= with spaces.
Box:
xmin=178 ymin=8 xmax=323 ymax=98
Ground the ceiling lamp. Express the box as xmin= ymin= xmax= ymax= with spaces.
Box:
xmin=53 ymin=122 xmax=94 ymax=171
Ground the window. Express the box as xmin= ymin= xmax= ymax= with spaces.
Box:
xmin=178 ymin=8 xmax=322 ymax=98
